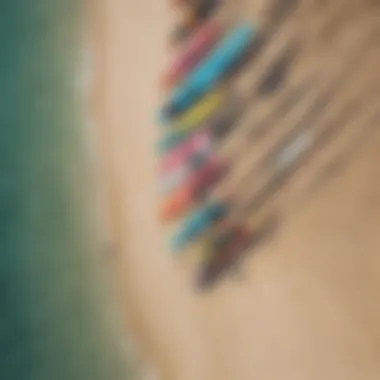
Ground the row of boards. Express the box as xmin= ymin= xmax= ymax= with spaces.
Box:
xmin=156 ymin=0 xmax=380 ymax=290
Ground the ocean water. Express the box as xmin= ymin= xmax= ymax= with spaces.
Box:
xmin=0 ymin=1 xmax=135 ymax=379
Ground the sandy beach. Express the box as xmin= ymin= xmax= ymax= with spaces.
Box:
xmin=90 ymin=1 xmax=380 ymax=379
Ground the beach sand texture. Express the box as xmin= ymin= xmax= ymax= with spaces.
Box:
xmin=90 ymin=1 xmax=380 ymax=379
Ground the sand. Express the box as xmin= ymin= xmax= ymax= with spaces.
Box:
xmin=90 ymin=1 xmax=380 ymax=379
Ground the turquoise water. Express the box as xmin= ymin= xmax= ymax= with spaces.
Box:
xmin=0 ymin=2 xmax=134 ymax=379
